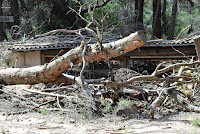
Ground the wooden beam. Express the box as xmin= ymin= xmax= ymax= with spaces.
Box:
xmin=194 ymin=35 xmax=200 ymax=61
xmin=130 ymin=56 xmax=194 ymax=59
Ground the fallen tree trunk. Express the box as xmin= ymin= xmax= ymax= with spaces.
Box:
xmin=0 ymin=31 xmax=146 ymax=85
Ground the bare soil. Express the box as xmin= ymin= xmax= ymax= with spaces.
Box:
xmin=1 ymin=97 xmax=200 ymax=134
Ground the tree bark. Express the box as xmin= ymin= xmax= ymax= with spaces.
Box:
xmin=152 ymin=0 xmax=162 ymax=39
xmin=162 ymin=0 xmax=168 ymax=36
xmin=0 ymin=31 xmax=146 ymax=85
xmin=134 ymin=0 xmax=144 ymax=30
xmin=167 ymin=0 xmax=178 ymax=40
xmin=9 ymin=0 xmax=21 ymax=40
xmin=0 ymin=0 xmax=8 ymax=41
xmin=9 ymin=0 xmax=20 ymax=26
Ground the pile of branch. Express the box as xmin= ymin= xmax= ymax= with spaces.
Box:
xmin=1 ymin=60 xmax=200 ymax=118
xmin=1 ymin=30 xmax=200 ymax=119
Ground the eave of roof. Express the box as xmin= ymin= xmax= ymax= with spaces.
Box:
xmin=7 ymin=35 xmax=196 ymax=51
xmin=9 ymin=43 xmax=79 ymax=51
xmin=144 ymin=43 xmax=194 ymax=47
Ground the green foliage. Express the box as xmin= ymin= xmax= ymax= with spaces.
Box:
xmin=115 ymin=98 xmax=132 ymax=112
xmin=3 ymin=0 xmax=200 ymax=39
xmin=176 ymin=4 xmax=200 ymax=37
xmin=40 ymin=105 xmax=49 ymax=115
xmin=1 ymin=125 xmax=5 ymax=134
xmin=99 ymin=98 xmax=133 ymax=115
xmin=100 ymin=98 xmax=113 ymax=113
xmin=191 ymin=129 xmax=198 ymax=134
xmin=80 ymin=109 xmax=93 ymax=120
xmin=190 ymin=117 xmax=200 ymax=127
xmin=58 ymin=118 xmax=65 ymax=124
xmin=0 ymin=125 xmax=8 ymax=134
xmin=84 ymin=1 xmax=125 ymax=27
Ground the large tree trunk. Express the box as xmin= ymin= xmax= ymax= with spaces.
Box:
xmin=162 ymin=0 xmax=168 ymax=36
xmin=134 ymin=0 xmax=144 ymax=30
xmin=0 ymin=31 xmax=146 ymax=85
xmin=167 ymin=0 xmax=178 ymax=40
xmin=152 ymin=0 xmax=162 ymax=39
xmin=9 ymin=0 xmax=21 ymax=40
xmin=9 ymin=0 xmax=20 ymax=26
xmin=0 ymin=0 xmax=7 ymax=41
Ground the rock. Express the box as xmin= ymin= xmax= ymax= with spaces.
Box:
xmin=116 ymin=103 xmax=138 ymax=117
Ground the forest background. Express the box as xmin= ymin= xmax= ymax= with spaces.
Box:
xmin=0 ymin=0 xmax=199 ymax=42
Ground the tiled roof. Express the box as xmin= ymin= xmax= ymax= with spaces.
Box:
xmin=8 ymin=34 xmax=197 ymax=51
xmin=8 ymin=35 xmax=121 ymax=51
xmin=145 ymin=38 xmax=194 ymax=47
xmin=9 ymin=42 xmax=80 ymax=51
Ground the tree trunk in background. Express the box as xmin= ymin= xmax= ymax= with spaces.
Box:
xmin=0 ymin=0 xmax=7 ymax=41
xmin=9 ymin=0 xmax=20 ymax=26
xmin=152 ymin=0 xmax=162 ymax=39
xmin=162 ymin=0 xmax=168 ymax=36
xmin=19 ymin=0 xmax=27 ymax=11
xmin=167 ymin=0 xmax=178 ymax=40
xmin=9 ymin=0 xmax=20 ymax=40
xmin=19 ymin=0 xmax=33 ymax=35
xmin=50 ymin=0 xmax=77 ymax=29
xmin=134 ymin=0 xmax=144 ymax=30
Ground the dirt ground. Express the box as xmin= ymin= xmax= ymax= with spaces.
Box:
xmin=1 ymin=97 xmax=200 ymax=134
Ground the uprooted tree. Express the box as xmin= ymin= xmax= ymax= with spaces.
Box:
xmin=1 ymin=29 xmax=200 ymax=118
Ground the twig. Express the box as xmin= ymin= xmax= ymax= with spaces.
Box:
xmin=126 ymin=85 xmax=149 ymax=93
xmin=175 ymin=25 xmax=191 ymax=41
xmin=171 ymin=46 xmax=190 ymax=60
xmin=167 ymin=87 xmax=200 ymax=112
xmin=151 ymin=62 xmax=166 ymax=76
xmin=104 ymin=74 xmax=200 ymax=90
xmin=80 ymin=40 xmax=97 ymax=110
xmin=41 ymin=86 xmax=76 ymax=92
xmin=0 ymin=89 xmax=39 ymax=107
xmin=3 ymin=98 xmax=57 ymax=116
xmin=68 ymin=6 xmax=91 ymax=25
xmin=153 ymin=61 xmax=200 ymax=76
xmin=57 ymin=96 xmax=63 ymax=111
xmin=23 ymin=88 xmax=74 ymax=99
xmin=81 ymin=0 xmax=112 ymax=14
xmin=148 ymin=81 xmax=173 ymax=118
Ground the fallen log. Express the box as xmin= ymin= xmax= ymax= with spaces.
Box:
xmin=0 ymin=31 xmax=146 ymax=85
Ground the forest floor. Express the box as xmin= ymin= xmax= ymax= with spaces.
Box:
xmin=0 ymin=108 xmax=200 ymax=134
xmin=1 ymin=92 xmax=200 ymax=134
